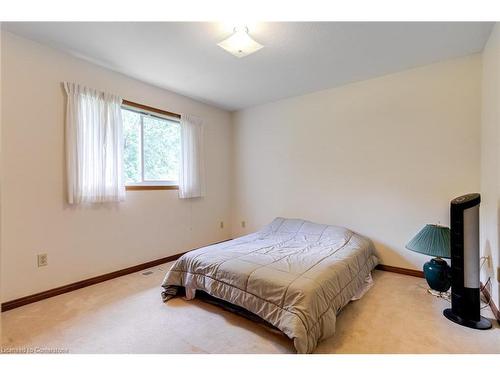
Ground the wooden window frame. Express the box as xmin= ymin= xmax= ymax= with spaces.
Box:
xmin=126 ymin=185 xmax=178 ymax=191
xmin=122 ymin=100 xmax=181 ymax=191
xmin=122 ymin=100 xmax=181 ymax=120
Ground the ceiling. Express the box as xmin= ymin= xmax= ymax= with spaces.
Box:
xmin=2 ymin=22 xmax=494 ymax=111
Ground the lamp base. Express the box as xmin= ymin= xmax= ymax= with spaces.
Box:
xmin=423 ymin=257 xmax=451 ymax=292
xmin=443 ymin=308 xmax=492 ymax=330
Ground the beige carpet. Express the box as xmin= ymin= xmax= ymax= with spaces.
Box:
xmin=1 ymin=264 xmax=499 ymax=354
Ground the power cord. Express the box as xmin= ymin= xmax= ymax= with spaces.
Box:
xmin=480 ymin=277 xmax=492 ymax=310
xmin=427 ymin=288 xmax=451 ymax=301
xmin=417 ymin=282 xmax=451 ymax=301
xmin=478 ymin=256 xmax=492 ymax=309
xmin=423 ymin=256 xmax=492 ymax=309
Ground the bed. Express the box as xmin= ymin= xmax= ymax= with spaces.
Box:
xmin=161 ymin=217 xmax=378 ymax=353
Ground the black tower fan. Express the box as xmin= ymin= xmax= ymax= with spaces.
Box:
xmin=443 ymin=193 xmax=492 ymax=329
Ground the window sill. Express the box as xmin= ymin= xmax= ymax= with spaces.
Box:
xmin=126 ymin=185 xmax=179 ymax=191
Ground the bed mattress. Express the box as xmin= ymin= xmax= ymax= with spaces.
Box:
xmin=161 ymin=217 xmax=378 ymax=353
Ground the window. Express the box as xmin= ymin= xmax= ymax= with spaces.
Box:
xmin=122 ymin=103 xmax=181 ymax=190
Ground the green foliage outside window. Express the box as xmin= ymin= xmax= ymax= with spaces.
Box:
xmin=122 ymin=108 xmax=180 ymax=184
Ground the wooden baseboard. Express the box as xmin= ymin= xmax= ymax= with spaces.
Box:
xmin=0 ymin=253 xmax=447 ymax=313
xmin=481 ymin=282 xmax=500 ymax=324
xmin=375 ymin=264 xmax=424 ymax=278
xmin=375 ymin=266 xmax=500 ymax=323
xmin=5 ymin=252 xmax=496 ymax=325
xmin=1 ymin=239 xmax=230 ymax=312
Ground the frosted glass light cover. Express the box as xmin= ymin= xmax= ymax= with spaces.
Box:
xmin=217 ymin=29 xmax=263 ymax=58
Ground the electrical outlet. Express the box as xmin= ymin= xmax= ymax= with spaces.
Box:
xmin=37 ymin=253 xmax=48 ymax=267
xmin=220 ymin=221 xmax=224 ymax=229
xmin=241 ymin=220 xmax=246 ymax=228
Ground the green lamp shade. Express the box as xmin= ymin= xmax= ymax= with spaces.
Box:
xmin=405 ymin=224 xmax=450 ymax=259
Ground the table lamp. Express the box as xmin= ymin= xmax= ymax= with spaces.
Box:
xmin=406 ymin=224 xmax=451 ymax=292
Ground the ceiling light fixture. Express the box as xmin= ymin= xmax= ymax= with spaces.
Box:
xmin=217 ymin=26 xmax=263 ymax=58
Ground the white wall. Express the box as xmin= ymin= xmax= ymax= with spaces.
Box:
xmin=0 ymin=32 xmax=233 ymax=302
xmin=232 ymin=55 xmax=482 ymax=271
xmin=0 ymin=24 xmax=3 ymax=340
xmin=480 ymin=23 xmax=500 ymax=308
xmin=0 ymin=30 xmax=490 ymax=306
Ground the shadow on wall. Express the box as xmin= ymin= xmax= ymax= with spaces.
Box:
xmin=370 ymin=239 xmax=419 ymax=270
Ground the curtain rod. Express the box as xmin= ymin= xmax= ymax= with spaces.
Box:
xmin=122 ymin=99 xmax=181 ymax=119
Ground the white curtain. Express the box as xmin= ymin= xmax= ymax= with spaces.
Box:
xmin=64 ymin=82 xmax=125 ymax=204
xmin=179 ymin=114 xmax=205 ymax=199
